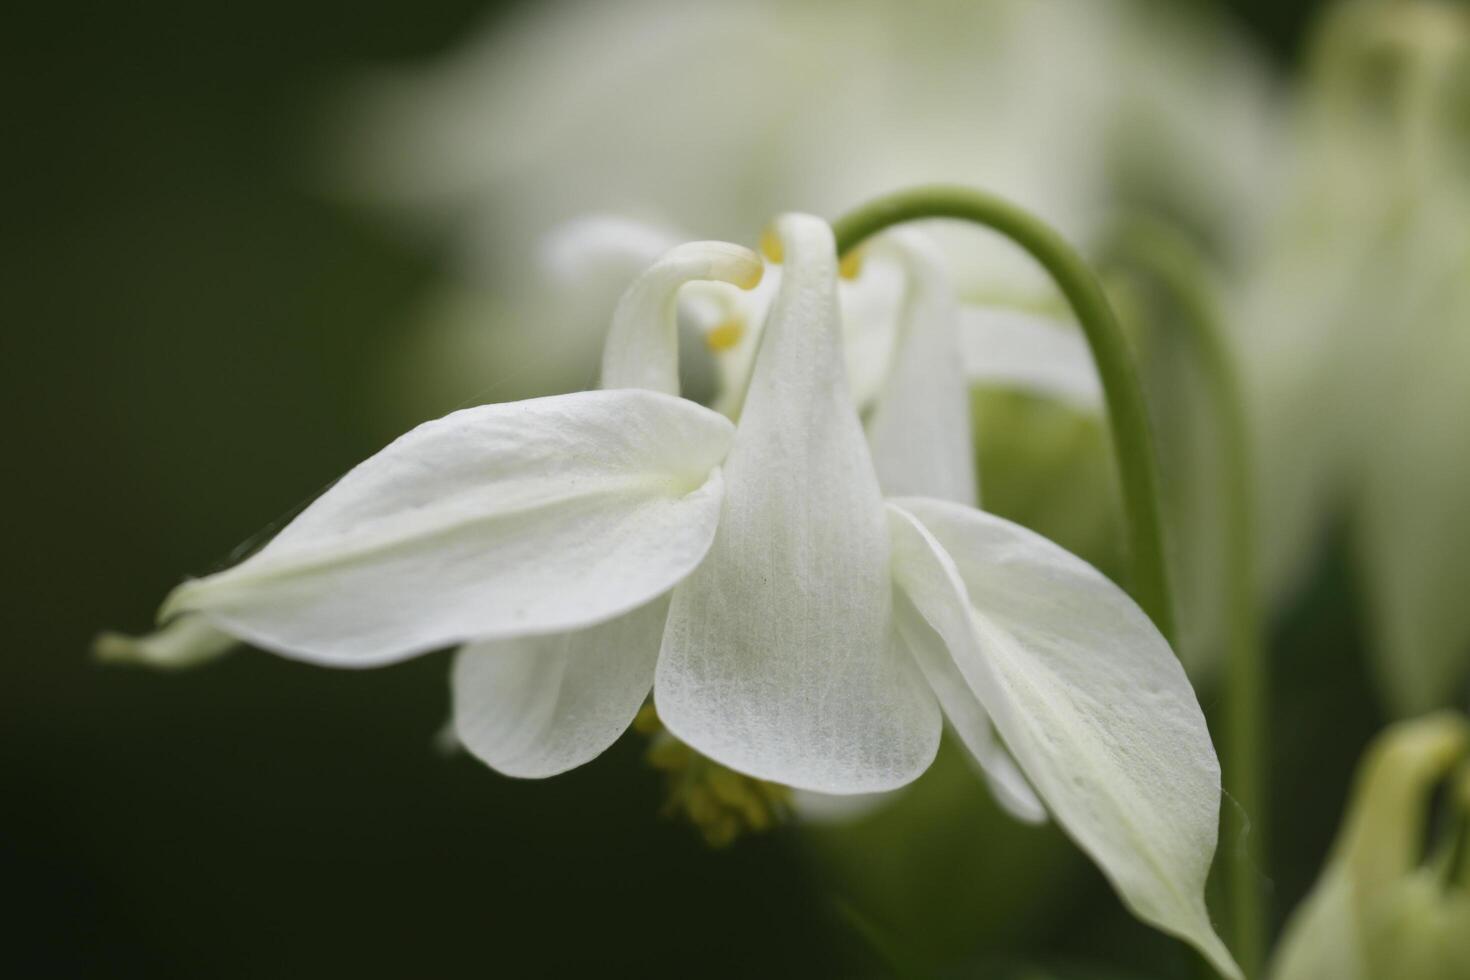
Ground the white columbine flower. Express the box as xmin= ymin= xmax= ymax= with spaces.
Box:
xmin=152 ymin=214 xmax=1235 ymax=977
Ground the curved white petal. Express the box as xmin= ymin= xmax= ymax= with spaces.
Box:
xmin=656 ymin=214 xmax=941 ymax=794
xmin=601 ymin=240 xmax=763 ymax=395
xmin=452 ymin=595 xmax=668 ymax=778
xmin=887 ymin=498 xmax=1238 ymax=980
xmin=694 ymin=251 xmax=905 ymax=423
xmin=893 ymin=590 xmax=1045 ymax=824
xmin=959 ymin=306 xmax=1103 ymax=411
xmin=865 ymin=230 xmax=978 ymax=506
xmin=163 ymin=390 xmax=733 ymax=666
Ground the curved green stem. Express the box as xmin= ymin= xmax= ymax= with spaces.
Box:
xmin=1105 ymin=218 xmax=1266 ymax=979
xmin=832 ymin=185 xmax=1176 ymax=642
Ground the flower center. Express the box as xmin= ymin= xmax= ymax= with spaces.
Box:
xmin=704 ymin=317 xmax=746 ymax=352
xmin=634 ymin=704 xmax=792 ymax=846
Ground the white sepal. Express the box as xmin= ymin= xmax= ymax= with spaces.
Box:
xmin=164 ymin=389 xmax=732 ymax=666
xmin=887 ymin=498 xmax=1239 ymax=979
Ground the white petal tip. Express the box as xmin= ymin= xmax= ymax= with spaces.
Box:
xmin=92 ymin=615 xmax=236 ymax=670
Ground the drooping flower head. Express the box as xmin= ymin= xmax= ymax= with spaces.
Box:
xmin=113 ymin=214 xmax=1237 ymax=977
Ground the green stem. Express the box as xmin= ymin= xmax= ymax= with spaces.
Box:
xmin=1105 ymin=218 xmax=1266 ymax=979
xmin=832 ymin=185 xmax=1176 ymax=641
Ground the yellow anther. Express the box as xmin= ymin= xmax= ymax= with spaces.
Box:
xmin=732 ymin=261 xmax=764 ymax=291
xmin=638 ymin=720 xmax=793 ymax=847
xmin=839 ymin=247 xmax=866 ymax=280
xmin=759 ymin=225 xmax=784 ymax=263
xmin=705 ymin=318 xmax=746 ymax=352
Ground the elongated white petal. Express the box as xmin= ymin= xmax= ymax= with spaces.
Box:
xmin=452 ymin=596 xmax=668 ymax=778
xmin=865 ymin=230 xmax=978 ymax=506
xmin=163 ymin=389 xmax=733 ymax=666
xmin=893 ymin=590 xmax=1045 ymax=824
xmin=657 ymin=214 xmax=941 ymax=794
xmin=887 ymin=498 xmax=1238 ymax=979
xmin=601 ymin=240 xmax=764 ymax=395
xmin=959 ymin=306 xmax=1103 ymax=411
xmin=93 ymin=615 xmax=237 ymax=670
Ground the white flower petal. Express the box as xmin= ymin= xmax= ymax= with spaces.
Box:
xmin=601 ymin=240 xmax=763 ymax=396
xmin=164 ymin=389 xmax=733 ymax=666
xmin=887 ymin=498 xmax=1238 ymax=980
xmin=893 ymin=590 xmax=1045 ymax=824
xmin=452 ymin=595 xmax=668 ymax=778
xmin=656 ymin=214 xmax=941 ymax=794
xmin=865 ymin=230 xmax=979 ymax=506
xmin=959 ymin=306 xmax=1103 ymax=411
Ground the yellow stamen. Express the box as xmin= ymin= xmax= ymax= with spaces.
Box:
xmin=636 ymin=711 xmax=792 ymax=847
xmin=732 ymin=261 xmax=764 ymax=291
xmin=705 ymin=318 xmax=746 ymax=352
xmin=839 ymin=247 xmax=866 ymax=280
xmin=759 ymin=225 xmax=784 ymax=263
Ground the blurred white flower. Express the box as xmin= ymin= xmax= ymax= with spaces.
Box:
xmin=1270 ymin=711 xmax=1470 ymax=980
xmin=1232 ymin=0 xmax=1470 ymax=712
xmin=148 ymin=215 xmax=1235 ymax=975
xmin=326 ymin=0 xmax=1276 ymax=418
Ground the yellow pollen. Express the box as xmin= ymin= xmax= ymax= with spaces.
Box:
xmin=636 ymin=701 xmax=792 ymax=847
xmin=759 ymin=226 xmax=784 ymax=263
xmin=839 ymin=247 xmax=866 ymax=280
xmin=705 ymin=318 xmax=745 ymax=352
xmin=733 ymin=262 xmax=764 ymax=291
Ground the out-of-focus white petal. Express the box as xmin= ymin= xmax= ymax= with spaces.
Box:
xmin=452 ymin=596 xmax=668 ymax=778
xmin=1356 ymin=220 xmax=1470 ymax=716
xmin=163 ymin=390 xmax=733 ymax=667
xmin=840 ymin=253 xmax=907 ymax=411
xmin=657 ymin=214 xmax=941 ymax=794
xmin=538 ymin=213 xmax=685 ymax=284
xmin=386 ymin=215 xmax=685 ymax=414
xmin=601 ymin=240 xmax=764 ymax=395
xmin=958 ymin=306 xmax=1103 ymax=411
xmin=1269 ymin=714 xmax=1470 ymax=980
xmin=893 ymin=590 xmax=1045 ymax=824
xmin=790 ymin=788 xmax=896 ymax=825
xmin=865 ymin=230 xmax=978 ymax=506
xmin=887 ymin=498 xmax=1238 ymax=979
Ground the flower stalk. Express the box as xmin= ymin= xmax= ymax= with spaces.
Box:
xmin=832 ymin=185 xmax=1177 ymax=643
xmin=833 ymin=188 xmax=1268 ymax=977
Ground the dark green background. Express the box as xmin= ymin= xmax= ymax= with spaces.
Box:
xmin=3 ymin=1 xmax=1377 ymax=976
